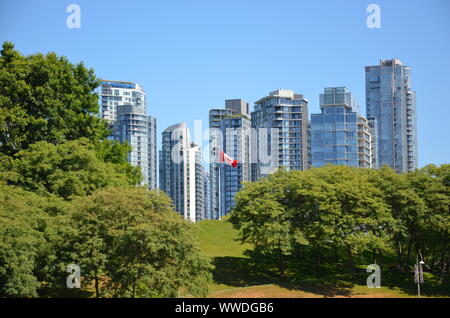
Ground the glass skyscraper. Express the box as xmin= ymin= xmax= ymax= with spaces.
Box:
xmin=311 ymin=87 xmax=374 ymax=168
xmin=209 ymin=99 xmax=251 ymax=219
xmin=159 ymin=123 xmax=205 ymax=222
xmin=365 ymin=59 xmax=418 ymax=173
xmin=112 ymin=105 xmax=157 ymax=188
xmin=251 ymin=89 xmax=309 ymax=179
xmin=203 ymin=171 xmax=211 ymax=220
xmin=99 ymin=80 xmax=157 ymax=189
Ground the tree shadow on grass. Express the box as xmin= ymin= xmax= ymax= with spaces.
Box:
xmin=282 ymin=272 xmax=354 ymax=298
xmin=375 ymin=270 xmax=450 ymax=297
xmin=212 ymin=256 xmax=275 ymax=288
xmin=212 ymin=248 xmax=355 ymax=297
xmin=213 ymin=238 xmax=450 ymax=298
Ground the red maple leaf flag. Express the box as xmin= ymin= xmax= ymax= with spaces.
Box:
xmin=219 ymin=151 xmax=238 ymax=168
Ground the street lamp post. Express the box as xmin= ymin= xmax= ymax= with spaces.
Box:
xmin=414 ymin=253 xmax=425 ymax=298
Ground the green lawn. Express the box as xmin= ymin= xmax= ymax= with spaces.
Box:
xmin=196 ymin=219 xmax=252 ymax=258
xmin=193 ymin=219 xmax=449 ymax=298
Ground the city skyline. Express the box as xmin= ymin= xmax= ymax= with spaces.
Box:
xmin=1 ymin=2 xmax=449 ymax=302
xmin=100 ymin=60 xmax=417 ymax=221
xmin=1 ymin=1 xmax=449 ymax=168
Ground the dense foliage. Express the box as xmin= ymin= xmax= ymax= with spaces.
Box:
xmin=0 ymin=138 xmax=141 ymax=199
xmin=230 ymin=165 xmax=450 ymax=281
xmin=0 ymin=184 xmax=213 ymax=297
xmin=0 ymin=42 xmax=108 ymax=156
xmin=0 ymin=42 xmax=213 ymax=297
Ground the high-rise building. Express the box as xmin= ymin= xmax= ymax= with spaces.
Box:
xmin=112 ymin=105 xmax=157 ymax=188
xmin=311 ymin=87 xmax=374 ymax=168
xmin=209 ymin=99 xmax=251 ymax=219
xmin=186 ymin=143 xmax=205 ymax=222
xmin=159 ymin=123 xmax=205 ymax=222
xmin=99 ymin=80 xmax=146 ymax=123
xmin=203 ymin=171 xmax=211 ymax=220
xmin=99 ymin=80 xmax=157 ymax=189
xmin=365 ymin=59 xmax=418 ymax=173
xmin=251 ymin=89 xmax=309 ymax=179
xmin=368 ymin=117 xmax=378 ymax=168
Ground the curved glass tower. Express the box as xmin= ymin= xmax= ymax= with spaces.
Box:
xmin=365 ymin=59 xmax=418 ymax=173
xmin=100 ymin=80 xmax=157 ymax=189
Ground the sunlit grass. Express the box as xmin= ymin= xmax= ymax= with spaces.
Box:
xmin=194 ymin=219 xmax=449 ymax=298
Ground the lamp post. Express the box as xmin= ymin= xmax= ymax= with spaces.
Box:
xmin=414 ymin=253 xmax=425 ymax=298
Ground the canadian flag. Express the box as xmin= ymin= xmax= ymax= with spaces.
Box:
xmin=219 ymin=151 xmax=238 ymax=168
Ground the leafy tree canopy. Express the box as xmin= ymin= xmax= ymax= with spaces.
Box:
xmin=53 ymin=187 xmax=213 ymax=298
xmin=0 ymin=183 xmax=52 ymax=297
xmin=0 ymin=42 xmax=109 ymax=156
xmin=230 ymin=164 xmax=449 ymax=274
xmin=0 ymin=138 xmax=142 ymax=200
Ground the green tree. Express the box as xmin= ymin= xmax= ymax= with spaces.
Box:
xmin=230 ymin=170 xmax=295 ymax=276
xmin=231 ymin=166 xmax=396 ymax=275
xmin=0 ymin=41 xmax=109 ymax=156
xmin=292 ymin=166 xmax=395 ymax=273
xmin=56 ymin=187 xmax=213 ymax=298
xmin=407 ymin=165 xmax=450 ymax=280
xmin=366 ymin=167 xmax=426 ymax=267
xmin=1 ymin=138 xmax=141 ymax=199
xmin=0 ymin=183 xmax=48 ymax=297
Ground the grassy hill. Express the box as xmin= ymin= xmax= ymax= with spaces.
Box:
xmin=193 ymin=219 xmax=449 ymax=298
xmin=196 ymin=219 xmax=252 ymax=258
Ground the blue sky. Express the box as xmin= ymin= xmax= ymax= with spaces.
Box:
xmin=1 ymin=0 xmax=449 ymax=167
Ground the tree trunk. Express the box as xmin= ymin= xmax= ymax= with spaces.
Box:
xmin=315 ymin=243 xmax=321 ymax=273
xmin=377 ymin=249 xmax=383 ymax=267
xmin=439 ymin=256 xmax=447 ymax=284
xmin=278 ymin=248 xmax=285 ymax=277
xmin=334 ymin=246 xmax=339 ymax=264
xmin=348 ymin=250 xmax=355 ymax=280
xmin=406 ymin=236 xmax=413 ymax=266
xmin=396 ymin=240 xmax=404 ymax=269
xmin=94 ymin=276 xmax=99 ymax=298
xmin=431 ymin=254 xmax=437 ymax=273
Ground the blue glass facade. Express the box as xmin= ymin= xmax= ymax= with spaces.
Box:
xmin=311 ymin=87 xmax=373 ymax=168
xmin=160 ymin=123 xmax=188 ymax=216
xmin=100 ymin=80 xmax=157 ymax=189
xmin=365 ymin=59 xmax=418 ymax=173
xmin=209 ymin=100 xmax=251 ymax=219
xmin=209 ymin=108 xmax=233 ymax=220
xmin=159 ymin=123 xmax=205 ymax=222
xmin=111 ymin=105 xmax=157 ymax=189
xmin=219 ymin=116 xmax=251 ymax=217
xmin=203 ymin=171 xmax=211 ymax=220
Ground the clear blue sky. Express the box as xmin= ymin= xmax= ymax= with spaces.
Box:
xmin=1 ymin=0 xmax=449 ymax=167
